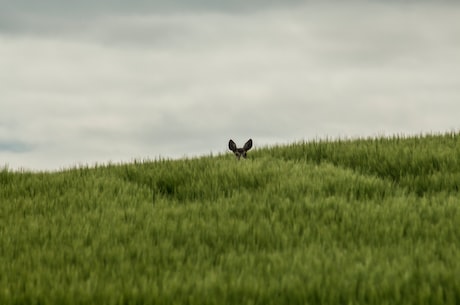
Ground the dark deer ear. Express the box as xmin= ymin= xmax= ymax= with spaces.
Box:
xmin=243 ymin=139 xmax=253 ymax=151
xmin=228 ymin=139 xmax=237 ymax=152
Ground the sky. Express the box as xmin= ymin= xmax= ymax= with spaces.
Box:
xmin=1 ymin=1 xmax=460 ymax=171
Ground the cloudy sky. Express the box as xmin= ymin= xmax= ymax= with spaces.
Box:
xmin=1 ymin=1 xmax=460 ymax=171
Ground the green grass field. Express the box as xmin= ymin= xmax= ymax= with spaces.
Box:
xmin=1 ymin=132 xmax=460 ymax=304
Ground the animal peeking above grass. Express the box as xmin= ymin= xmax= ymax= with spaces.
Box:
xmin=228 ymin=139 xmax=252 ymax=160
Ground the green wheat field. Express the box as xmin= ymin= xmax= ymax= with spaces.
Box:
xmin=1 ymin=132 xmax=460 ymax=304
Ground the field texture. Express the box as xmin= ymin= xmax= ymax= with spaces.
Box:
xmin=1 ymin=133 xmax=460 ymax=304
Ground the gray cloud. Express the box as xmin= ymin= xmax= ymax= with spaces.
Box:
xmin=1 ymin=1 xmax=460 ymax=170
xmin=2 ymin=0 xmax=304 ymax=15
xmin=0 ymin=0 xmax=305 ymax=38
xmin=0 ymin=140 xmax=33 ymax=153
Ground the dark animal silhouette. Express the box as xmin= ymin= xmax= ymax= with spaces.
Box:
xmin=228 ymin=139 xmax=253 ymax=160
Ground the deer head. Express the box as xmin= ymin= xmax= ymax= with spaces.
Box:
xmin=228 ymin=139 xmax=253 ymax=160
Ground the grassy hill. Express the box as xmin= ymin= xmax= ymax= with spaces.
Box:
xmin=1 ymin=132 xmax=460 ymax=304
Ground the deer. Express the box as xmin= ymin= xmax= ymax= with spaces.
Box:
xmin=228 ymin=139 xmax=253 ymax=160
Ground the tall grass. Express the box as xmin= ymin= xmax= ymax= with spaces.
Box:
xmin=1 ymin=132 xmax=460 ymax=304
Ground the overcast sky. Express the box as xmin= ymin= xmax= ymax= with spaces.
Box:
xmin=1 ymin=1 xmax=460 ymax=171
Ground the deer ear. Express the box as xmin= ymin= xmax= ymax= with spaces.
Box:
xmin=228 ymin=139 xmax=237 ymax=152
xmin=243 ymin=139 xmax=253 ymax=151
